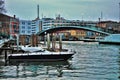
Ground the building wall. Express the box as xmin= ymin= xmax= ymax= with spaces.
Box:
xmin=0 ymin=14 xmax=19 ymax=38
xmin=19 ymin=19 xmax=40 ymax=35
xmin=96 ymin=21 xmax=120 ymax=33
xmin=19 ymin=20 xmax=32 ymax=35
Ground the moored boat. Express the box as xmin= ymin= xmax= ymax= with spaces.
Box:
xmin=8 ymin=47 xmax=75 ymax=62
xmin=99 ymin=34 xmax=120 ymax=45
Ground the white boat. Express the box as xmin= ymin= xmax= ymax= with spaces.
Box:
xmin=20 ymin=46 xmax=45 ymax=52
xmin=99 ymin=34 xmax=120 ymax=45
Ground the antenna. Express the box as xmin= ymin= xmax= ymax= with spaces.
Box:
xmin=101 ymin=11 xmax=103 ymax=20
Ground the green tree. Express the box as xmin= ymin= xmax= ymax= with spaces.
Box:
xmin=0 ymin=0 xmax=6 ymax=13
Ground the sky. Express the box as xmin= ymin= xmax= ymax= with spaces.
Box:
xmin=5 ymin=0 xmax=120 ymax=21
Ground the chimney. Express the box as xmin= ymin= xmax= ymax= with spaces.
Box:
xmin=14 ymin=15 xmax=16 ymax=18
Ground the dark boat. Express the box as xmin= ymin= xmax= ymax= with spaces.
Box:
xmin=8 ymin=47 xmax=75 ymax=62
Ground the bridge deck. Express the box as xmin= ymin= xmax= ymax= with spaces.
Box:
xmin=37 ymin=26 xmax=111 ymax=35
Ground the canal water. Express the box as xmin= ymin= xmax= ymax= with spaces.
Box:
xmin=0 ymin=41 xmax=120 ymax=80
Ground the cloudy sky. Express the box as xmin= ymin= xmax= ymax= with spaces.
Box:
xmin=5 ymin=0 xmax=120 ymax=21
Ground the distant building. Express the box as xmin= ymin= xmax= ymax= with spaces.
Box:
xmin=40 ymin=18 xmax=53 ymax=31
xmin=40 ymin=15 xmax=72 ymax=31
xmin=96 ymin=21 xmax=120 ymax=33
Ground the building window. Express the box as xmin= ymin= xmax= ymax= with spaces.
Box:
xmin=28 ymin=31 xmax=31 ymax=33
xmin=28 ymin=26 xmax=31 ymax=29
xmin=22 ymin=22 xmax=25 ymax=25
xmin=28 ymin=22 xmax=31 ymax=25
xmin=22 ymin=26 xmax=25 ymax=29
xmin=22 ymin=30 xmax=25 ymax=33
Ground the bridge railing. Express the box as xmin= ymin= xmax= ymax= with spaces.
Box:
xmin=38 ymin=25 xmax=116 ymax=36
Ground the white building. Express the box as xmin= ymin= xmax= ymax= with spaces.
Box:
xmin=40 ymin=18 xmax=54 ymax=31
xmin=19 ymin=19 xmax=40 ymax=35
xmin=40 ymin=15 xmax=72 ymax=31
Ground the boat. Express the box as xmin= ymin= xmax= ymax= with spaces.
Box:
xmin=8 ymin=33 xmax=75 ymax=62
xmin=99 ymin=34 xmax=120 ymax=45
xmin=20 ymin=46 xmax=45 ymax=52
xmin=8 ymin=46 xmax=75 ymax=62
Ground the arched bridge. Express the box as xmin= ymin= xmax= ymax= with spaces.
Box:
xmin=37 ymin=26 xmax=111 ymax=36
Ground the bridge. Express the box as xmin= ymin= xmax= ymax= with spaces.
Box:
xmin=37 ymin=25 xmax=112 ymax=36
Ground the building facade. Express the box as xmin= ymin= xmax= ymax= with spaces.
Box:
xmin=19 ymin=19 xmax=40 ymax=35
xmin=19 ymin=20 xmax=32 ymax=35
xmin=96 ymin=21 xmax=120 ymax=33
xmin=0 ymin=14 xmax=19 ymax=39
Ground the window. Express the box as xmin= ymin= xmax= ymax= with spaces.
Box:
xmin=22 ymin=22 xmax=25 ymax=25
xmin=28 ymin=31 xmax=31 ymax=33
xmin=28 ymin=26 xmax=31 ymax=29
xmin=22 ymin=26 xmax=25 ymax=29
xmin=28 ymin=22 xmax=31 ymax=25
xmin=22 ymin=30 xmax=25 ymax=33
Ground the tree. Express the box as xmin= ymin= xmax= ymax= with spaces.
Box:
xmin=0 ymin=0 xmax=6 ymax=13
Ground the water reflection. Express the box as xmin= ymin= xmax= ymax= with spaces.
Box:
xmin=1 ymin=42 xmax=120 ymax=80
xmin=118 ymin=51 xmax=120 ymax=79
xmin=0 ymin=61 xmax=71 ymax=78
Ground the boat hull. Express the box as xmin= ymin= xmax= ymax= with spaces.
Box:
xmin=8 ymin=53 xmax=74 ymax=62
xmin=99 ymin=41 xmax=120 ymax=45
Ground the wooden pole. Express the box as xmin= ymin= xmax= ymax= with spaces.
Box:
xmin=44 ymin=32 xmax=46 ymax=46
xmin=5 ymin=50 xmax=7 ymax=61
xmin=16 ymin=34 xmax=19 ymax=52
xmin=51 ymin=33 xmax=53 ymax=50
xmin=47 ymin=33 xmax=50 ymax=50
xmin=52 ymin=33 xmax=56 ymax=51
xmin=59 ymin=34 xmax=62 ymax=50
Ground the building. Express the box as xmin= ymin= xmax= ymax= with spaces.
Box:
xmin=96 ymin=21 xmax=120 ymax=33
xmin=19 ymin=19 xmax=40 ymax=35
xmin=40 ymin=18 xmax=53 ymax=31
xmin=19 ymin=20 xmax=32 ymax=35
xmin=19 ymin=18 xmax=41 ymax=45
xmin=0 ymin=14 xmax=19 ymax=39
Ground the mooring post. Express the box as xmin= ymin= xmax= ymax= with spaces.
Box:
xmin=59 ymin=34 xmax=62 ymax=50
xmin=5 ymin=50 xmax=8 ymax=65
xmin=47 ymin=33 xmax=50 ymax=50
xmin=44 ymin=32 xmax=47 ymax=46
xmin=16 ymin=34 xmax=19 ymax=52
xmin=11 ymin=49 xmax=13 ymax=54
xmin=52 ymin=33 xmax=56 ymax=51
